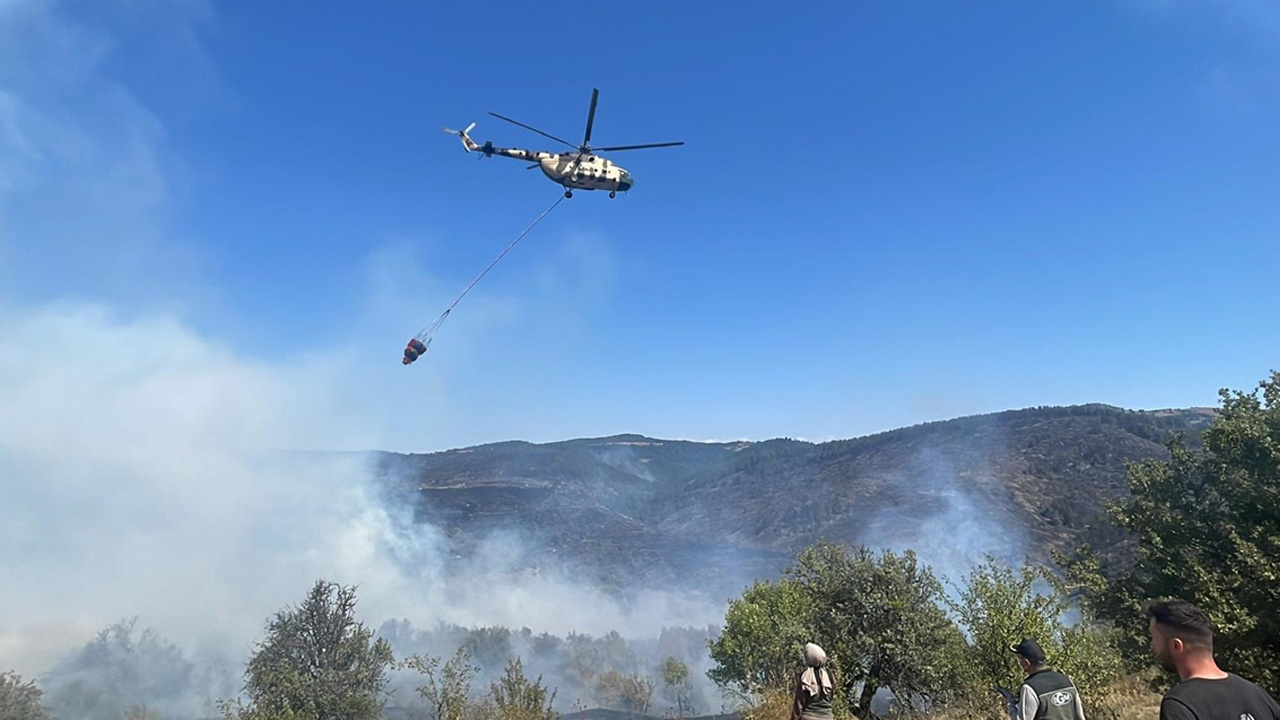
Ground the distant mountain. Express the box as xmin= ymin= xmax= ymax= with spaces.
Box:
xmin=372 ymin=405 xmax=1213 ymax=594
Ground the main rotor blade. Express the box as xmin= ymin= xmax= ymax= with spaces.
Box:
xmin=583 ymin=88 xmax=599 ymax=147
xmin=593 ymin=141 xmax=685 ymax=152
xmin=487 ymin=112 xmax=577 ymax=149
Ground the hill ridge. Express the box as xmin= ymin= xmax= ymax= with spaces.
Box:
xmin=373 ymin=403 xmax=1214 ymax=594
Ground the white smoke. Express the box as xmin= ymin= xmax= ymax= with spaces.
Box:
xmin=0 ymin=302 xmax=374 ymax=675
xmin=0 ymin=301 xmax=726 ymax=718
xmin=858 ymin=445 xmax=1027 ymax=588
xmin=0 ymin=5 xmax=720 ymax=708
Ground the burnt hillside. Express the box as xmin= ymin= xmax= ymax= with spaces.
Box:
xmin=373 ymin=405 xmax=1213 ymax=592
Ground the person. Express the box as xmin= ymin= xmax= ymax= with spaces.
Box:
xmin=1147 ymin=599 xmax=1280 ymax=720
xmin=402 ymin=338 xmax=428 ymax=365
xmin=1009 ymin=638 xmax=1086 ymax=720
xmin=791 ymin=642 xmax=834 ymax=720
xmin=996 ymin=686 xmax=1020 ymax=720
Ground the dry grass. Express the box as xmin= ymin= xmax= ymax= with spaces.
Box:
xmin=741 ymin=690 xmax=794 ymax=720
xmin=739 ymin=675 xmax=1161 ymax=720
xmin=740 ymin=689 xmax=857 ymax=720
xmin=1083 ymin=674 xmax=1160 ymax=720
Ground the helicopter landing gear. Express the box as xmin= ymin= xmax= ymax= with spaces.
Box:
xmin=564 ymin=189 xmax=573 ymax=198
xmin=609 ymin=191 xmax=617 ymax=199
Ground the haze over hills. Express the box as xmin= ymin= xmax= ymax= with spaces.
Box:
xmin=373 ymin=403 xmax=1214 ymax=595
xmin=17 ymin=403 xmax=1219 ymax=720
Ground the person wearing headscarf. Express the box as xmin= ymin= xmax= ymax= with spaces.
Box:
xmin=791 ymin=642 xmax=835 ymax=720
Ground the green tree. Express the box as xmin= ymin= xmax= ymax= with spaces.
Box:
xmin=1063 ymin=371 xmax=1280 ymax=694
xmin=707 ymin=579 xmax=814 ymax=696
xmin=42 ymin=618 xmax=196 ymax=720
xmin=221 ymin=579 xmax=395 ymax=720
xmin=709 ymin=542 xmax=968 ymax=718
xmin=0 ymin=671 xmax=54 ymax=720
xmin=594 ymin=670 xmax=653 ymax=713
xmin=488 ymin=657 xmax=558 ymax=720
xmin=1053 ymin=623 xmax=1124 ymax=710
xmin=462 ymin=627 xmax=515 ymax=674
xmin=790 ymin=543 xmax=967 ymax=717
xmin=404 ymin=647 xmax=479 ymax=720
xmin=219 ymin=704 xmax=306 ymax=720
xmin=661 ymin=657 xmax=693 ymax=718
xmin=947 ymin=558 xmax=1064 ymax=698
xmin=947 ymin=558 xmax=1122 ymax=717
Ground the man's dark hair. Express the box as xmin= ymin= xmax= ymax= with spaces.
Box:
xmin=1146 ymin=599 xmax=1214 ymax=650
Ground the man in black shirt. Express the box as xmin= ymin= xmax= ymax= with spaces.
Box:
xmin=1147 ymin=599 xmax=1280 ymax=720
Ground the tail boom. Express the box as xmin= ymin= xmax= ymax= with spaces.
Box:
xmin=444 ymin=122 xmax=554 ymax=162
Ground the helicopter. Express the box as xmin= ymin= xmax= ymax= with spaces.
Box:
xmin=444 ymin=88 xmax=684 ymax=198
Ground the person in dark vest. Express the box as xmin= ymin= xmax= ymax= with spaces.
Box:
xmin=1010 ymin=638 xmax=1086 ymax=720
xmin=1147 ymin=599 xmax=1280 ymax=720
xmin=790 ymin=642 xmax=834 ymax=720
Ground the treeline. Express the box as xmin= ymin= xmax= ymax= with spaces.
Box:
xmin=217 ymin=581 xmax=710 ymax=720
xmin=820 ymin=403 xmax=1211 ymax=458
xmin=376 ymin=618 xmax=718 ymax=716
xmin=0 ymin=601 xmax=718 ymax=720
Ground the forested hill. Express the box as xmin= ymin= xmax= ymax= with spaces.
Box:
xmin=373 ymin=404 xmax=1213 ymax=592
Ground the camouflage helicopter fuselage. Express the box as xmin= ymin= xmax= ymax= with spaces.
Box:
xmin=468 ymin=137 xmax=634 ymax=195
xmin=446 ymin=89 xmax=679 ymax=197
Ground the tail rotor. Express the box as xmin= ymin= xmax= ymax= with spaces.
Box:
xmin=442 ymin=122 xmax=479 ymax=153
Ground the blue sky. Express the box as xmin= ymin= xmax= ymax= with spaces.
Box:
xmin=2 ymin=0 xmax=1278 ymax=450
